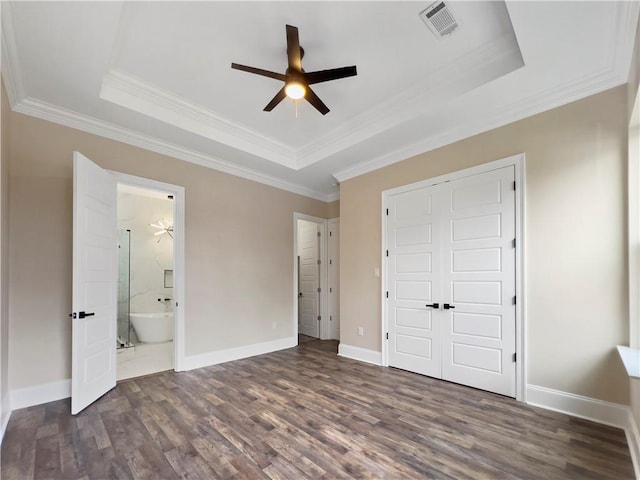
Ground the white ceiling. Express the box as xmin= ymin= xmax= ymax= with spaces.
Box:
xmin=2 ymin=1 xmax=639 ymax=201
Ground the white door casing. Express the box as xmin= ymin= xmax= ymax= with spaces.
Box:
xmin=385 ymin=163 xmax=519 ymax=397
xmin=72 ymin=152 xmax=117 ymax=414
xmin=328 ymin=218 xmax=340 ymax=341
xmin=299 ymin=220 xmax=320 ymax=338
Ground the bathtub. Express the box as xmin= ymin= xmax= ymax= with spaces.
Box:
xmin=130 ymin=312 xmax=174 ymax=343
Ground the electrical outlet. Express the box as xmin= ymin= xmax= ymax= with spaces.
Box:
xmin=358 ymin=327 xmax=364 ymax=336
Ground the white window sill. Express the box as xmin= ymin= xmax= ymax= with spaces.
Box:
xmin=617 ymin=345 xmax=640 ymax=378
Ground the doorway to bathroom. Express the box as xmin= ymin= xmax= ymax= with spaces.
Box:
xmin=116 ymin=184 xmax=176 ymax=380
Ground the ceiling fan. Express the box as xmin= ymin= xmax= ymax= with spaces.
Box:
xmin=231 ymin=25 xmax=357 ymax=115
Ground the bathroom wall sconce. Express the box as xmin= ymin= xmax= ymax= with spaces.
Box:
xmin=150 ymin=218 xmax=174 ymax=243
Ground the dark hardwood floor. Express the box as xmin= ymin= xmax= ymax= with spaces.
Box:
xmin=1 ymin=338 xmax=634 ymax=479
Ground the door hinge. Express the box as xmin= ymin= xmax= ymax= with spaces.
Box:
xmin=386 ymin=291 xmax=389 ymax=298
xmin=317 ymin=259 xmax=321 ymax=265
xmin=330 ymin=315 xmax=333 ymax=321
xmin=512 ymin=238 xmax=516 ymax=248
xmin=386 ymin=208 xmax=389 ymax=216
xmin=329 ymin=259 xmax=332 ymax=265
xmin=317 ymin=287 xmax=321 ymax=293
xmin=317 ymin=315 xmax=321 ymax=321
xmin=512 ymin=295 xmax=516 ymax=305
xmin=512 ymin=352 xmax=517 ymax=362
xmin=317 ymin=231 xmax=321 ymax=237
xmin=329 ymin=287 xmax=332 ymax=293
xmin=330 ymin=231 xmax=332 ymax=237
xmin=513 ymin=181 xmax=516 ymax=191
xmin=386 ymin=332 xmax=389 ymax=340
xmin=176 ymin=302 xmax=179 ymax=307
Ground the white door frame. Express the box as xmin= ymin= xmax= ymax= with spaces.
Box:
xmin=109 ymin=170 xmax=186 ymax=371
xmin=293 ymin=213 xmax=328 ymax=340
xmin=381 ymin=153 xmax=527 ymax=401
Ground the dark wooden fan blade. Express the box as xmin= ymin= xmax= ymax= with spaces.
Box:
xmin=305 ymin=66 xmax=358 ymax=85
xmin=286 ymin=25 xmax=302 ymax=70
xmin=304 ymin=86 xmax=329 ymax=115
xmin=264 ymin=87 xmax=287 ymax=112
xmin=231 ymin=63 xmax=286 ymax=81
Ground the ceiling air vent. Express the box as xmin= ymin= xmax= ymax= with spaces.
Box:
xmin=419 ymin=1 xmax=459 ymax=39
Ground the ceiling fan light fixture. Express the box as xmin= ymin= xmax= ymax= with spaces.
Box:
xmin=284 ymin=81 xmax=306 ymax=100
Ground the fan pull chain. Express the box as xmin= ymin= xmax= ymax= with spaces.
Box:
xmin=295 ymin=100 xmax=299 ymax=119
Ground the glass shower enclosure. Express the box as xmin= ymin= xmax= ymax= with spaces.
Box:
xmin=117 ymin=229 xmax=133 ymax=348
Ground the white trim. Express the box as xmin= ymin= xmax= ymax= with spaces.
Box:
xmin=293 ymin=213 xmax=329 ymax=340
xmin=100 ymin=71 xmax=298 ymax=169
xmin=109 ymin=171 xmax=187 ymax=372
xmin=629 ymin=82 xmax=640 ymax=349
xmin=11 ymin=97 xmax=335 ymax=203
xmin=182 ymin=336 xmax=296 ymax=371
xmin=10 ymin=379 xmax=71 ymax=410
xmin=526 ymin=384 xmax=630 ymax=429
xmin=380 ymin=153 xmax=526 ymax=401
xmin=338 ymin=344 xmax=383 ymax=366
xmin=627 ymin=407 xmax=640 ymax=480
xmin=0 ymin=393 xmax=10 ymax=444
xmin=0 ymin=1 xmax=25 ymax=109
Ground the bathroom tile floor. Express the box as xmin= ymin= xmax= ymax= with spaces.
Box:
xmin=116 ymin=341 xmax=173 ymax=381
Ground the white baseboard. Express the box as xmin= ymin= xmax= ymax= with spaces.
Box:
xmin=0 ymin=392 xmax=11 ymax=444
xmin=338 ymin=343 xmax=382 ymax=366
xmin=10 ymin=379 xmax=71 ymax=410
xmin=182 ymin=336 xmax=296 ymax=371
xmin=526 ymin=384 xmax=630 ymax=428
xmin=527 ymin=384 xmax=639 ymax=479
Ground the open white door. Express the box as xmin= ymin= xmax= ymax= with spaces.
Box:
xmin=298 ymin=220 xmax=320 ymax=338
xmin=71 ymin=152 xmax=117 ymax=414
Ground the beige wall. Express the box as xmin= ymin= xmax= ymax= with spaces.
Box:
xmin=7 ymin=110 xmax=335 ymax=391
xmin=1 ymin=82 xmax=10 ymax=426
xmin=340 ymin=85 xmax=629 ymax=404
xmin=327 ymin=200 xmax=340 ymax=219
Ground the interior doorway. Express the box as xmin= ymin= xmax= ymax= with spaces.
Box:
xmin=115 ymin=184 xmax=175 ymax=380
xmin=293 ymin=213 xmax=340 ymax=342
xmin=297 ymin=219 xmax=321 ymax=338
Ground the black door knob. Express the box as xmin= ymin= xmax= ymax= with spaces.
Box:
xmin=425 ymin=303 xmax=439 ymax=308
xmin=78 ymin=311 xmax=95 ymax=319
xmin=443 ymin=303 xmax=455 ymax=310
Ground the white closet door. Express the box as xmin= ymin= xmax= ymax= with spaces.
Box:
xmin=387 ymin=186 xmax=442 ymax=377
xmin=440 ymin=166 xmax=516 ymax=396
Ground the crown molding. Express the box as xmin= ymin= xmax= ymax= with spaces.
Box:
xmin=332 ymin=1 xmax=638 ymax=183
xmin=13 ymin=96 xmax=334 ymax=202
xmin=100 ymin=70 xmax=298 ymax=169
xmin=296 ymin=33 xmax=524 ymax=169
xmin=99 ymin=33 xmax=522 ymax=173
xmin=332 ymin=66 xmax=625 ymax=183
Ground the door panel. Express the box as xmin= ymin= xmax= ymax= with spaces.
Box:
xmin=387 ymin=187 xmax=441 ymax=377
xmin=72 ymin=152 xmax=117 ymax=414
xmin=298 ymin=220 xmax=319 ymax=338
xmin=441 ymin=166 xmax=516 ymax=397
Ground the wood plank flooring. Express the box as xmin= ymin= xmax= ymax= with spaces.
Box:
xmin=1 ymin=338 xmax=634 ymax=479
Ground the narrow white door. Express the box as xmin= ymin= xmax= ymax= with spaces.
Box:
xmin=328 ymin=219 xmax=340 ymax=340
xmin=299 ymin=220 xmax=320 ymax=338
xmin=71 ymin=152 xmax=117 ymax=414
xmin=440 ymin=167 xmax=516 ymax=396
xmin=387 ymin=187 xmax=442 ymax=377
